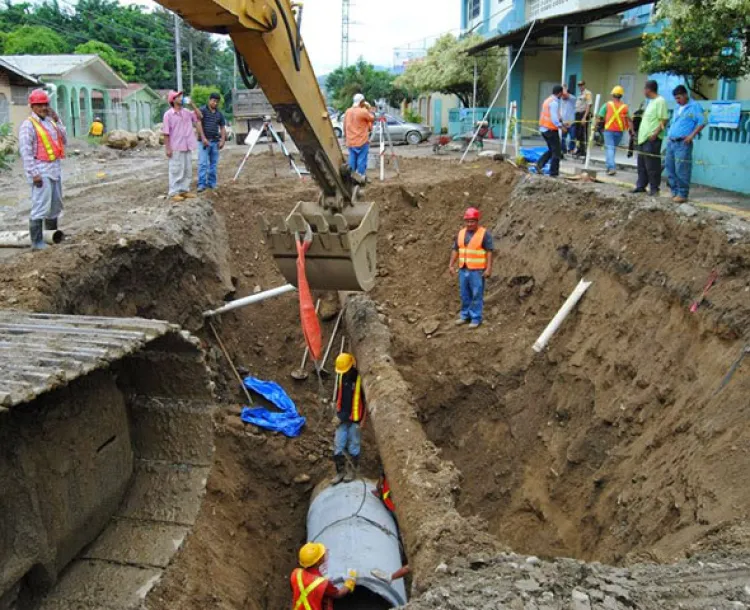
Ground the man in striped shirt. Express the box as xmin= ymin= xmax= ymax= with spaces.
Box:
xmin=18 ymin=89 xmax=68 ymax=250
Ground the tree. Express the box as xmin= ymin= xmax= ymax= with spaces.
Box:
xmin=640 ymin=0 xmax=750 ymax=98
xmin=75 ymin=40 xmax=136 ymax=81
xmin=326 ymin=59 xmax=407 ymax=112
xmin=395 ymin=34 xmax=502 ymax=108
xmin=190 ymin=85 xmax=224 ymax=109
xmin=3 ymin=25 xmax=67 ymax=55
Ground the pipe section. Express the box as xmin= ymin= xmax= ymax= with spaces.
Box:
xmin=532 ymin=278 xmax=592 ymax=352
xmin=203 ymin=283 xmax=296 ymax=317
xmin=308 ymin=480 xmax=406 ymax=607
xmin=0 ymin=230 xmax=64 ymax=248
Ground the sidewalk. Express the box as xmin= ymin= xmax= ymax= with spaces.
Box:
xmin=484 ymin=137 xmax=750 ymax=215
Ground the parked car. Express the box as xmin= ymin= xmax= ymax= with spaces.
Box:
xmin=370 ymin=114 xmax=432 ymax=145
xmin=332 ymin=115 xmax=343 ymax=138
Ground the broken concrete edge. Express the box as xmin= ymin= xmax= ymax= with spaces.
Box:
xmin=343 ymin=293 xmax=500 ymax=593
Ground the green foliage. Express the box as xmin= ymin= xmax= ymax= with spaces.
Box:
xmin=326 ymin=59 xmax=408 ymax=113
xmin=0 ymin=123 xmax=14 ymax=171
xmin=395 ymin=34 xmax=502 ymax=108
xmin=640 ymin=0 xmax=750 ymax=98
xmin=3 ymin=25 xmax=67 ymax=55
xmin=190 ymin=85 xmax=224 ymax=110
xmin=75 ymin=40 xmax=136 ymax=81
xmin=0 ymin=0 xmax=236 ymax=100
xmin=403 ymin=108 xmax=423 ymax=124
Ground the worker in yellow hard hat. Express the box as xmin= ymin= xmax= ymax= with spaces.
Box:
xmin=290 ymin=543 xmax=356 ymax=610
xmin=332 ymin=352 xmax=366 ymax=484
xmin=597 ymin=85 xmax=632 ymax=175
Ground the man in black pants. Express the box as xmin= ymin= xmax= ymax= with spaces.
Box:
xmin=536 ymin=85 xmax=566 ymax=178
xmin=632 ymin=80 xmax=668 ymax=196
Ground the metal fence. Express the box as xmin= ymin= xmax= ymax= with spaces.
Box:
xmin=448 ymin=107 xmax=506 ymax=138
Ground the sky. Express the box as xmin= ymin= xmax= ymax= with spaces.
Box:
xmin=118 ymin=0 xmax=460 ymax=74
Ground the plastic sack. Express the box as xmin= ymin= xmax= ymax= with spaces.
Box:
xmin=521 ymin=146 xmax=551 ymax=175
xmin=240 ymin=376 xmax=306 ymax=437
xmin=296 ymin=234 xmax=323 ymax=362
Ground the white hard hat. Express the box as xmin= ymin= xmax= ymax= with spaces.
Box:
xmin=353 ymin=93 xmax=365 ymax=106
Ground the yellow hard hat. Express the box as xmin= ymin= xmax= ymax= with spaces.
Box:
xmin=611 ymin=85 xmax=625 ymax=97
xmin=335 ymin=353 xmax=356 ymax=375
xmin=299 ymin=542 xmax=326 ymax=568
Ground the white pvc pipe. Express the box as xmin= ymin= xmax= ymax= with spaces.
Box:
xmin=0 ymin=230 xmax=64 ymax=248
xmin=561 ymin=26 xmax=568 ymax=85
xmin=584 ymin=93 xmax=601 ymax=171
xmin=532 ymin=279 xmax=592 ymax=353
xmin=379 ymin=118 xmax=385 ymax=182
xmin=502 ymin=101 xmax=512 ymax=155
xmin=203 ymin=283 xmax=296 ymax=317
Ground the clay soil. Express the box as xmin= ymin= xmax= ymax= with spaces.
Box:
xmin=3 ymin=146 xmax=750 ymax=608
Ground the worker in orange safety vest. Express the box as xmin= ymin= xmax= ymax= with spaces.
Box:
xmin=18 ymin=88 xmax=68 ymax=250
xmin=536 ymin=84 xmax=566 ymax=177
xmin=597 ymin=85 xmax=632 ymax=175
xmin=448 ymin=207 xmax=494 ymax=329
xmin=332 ymin=353 xmax=366 ymax=485
xmin=290 ymin=543 xmax=355 ymax=610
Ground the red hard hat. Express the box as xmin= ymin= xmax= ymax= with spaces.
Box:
xmin=463 ymin=207 xmax=480 ymax=220
xmin=28 ymin=89 xmax=50 ymax=105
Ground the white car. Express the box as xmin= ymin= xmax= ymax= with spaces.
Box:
xmin=332 ymin=116 xmax=343 ymax=138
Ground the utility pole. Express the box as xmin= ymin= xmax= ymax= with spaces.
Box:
xmin=189 ymin=39 xmax=194 ymax=93
xmin=174 ymin=13 xmax=183 ymax=92
xmin=341 ymin=0 xmax=350 ymax=67
xmin=233 ymin=45 xmax=238 ymax=90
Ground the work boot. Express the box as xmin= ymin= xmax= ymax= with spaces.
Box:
xmin=455 ymin=317 xmax=469 ymax=326
xmin=29 ymin=219 xmax=46 ymax=250
xmin=673 ymin=195 xmax=687 ymax=203
xmin=332 ymin=455 xmax=346 ymax=485
xmin=469 ymin=321 xmax=482 ymax=329
xmin=343 ymin=455 xmax=359 ymax=483
xmin=44 ymin=217 xmax=58 ymax=231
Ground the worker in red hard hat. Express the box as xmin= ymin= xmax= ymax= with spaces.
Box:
xmin=18 ymin=88 xmax=68 ymax=250
xmin=448 ymin=207 xmax=494 ymax=328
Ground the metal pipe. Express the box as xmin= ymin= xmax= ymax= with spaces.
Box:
xmin=203 ymin=284 xmax=296 ymax=317
xmin=308 ymin=480 xmax=407 ymax=607
xmin=321 ymin=306 xmax=345 ymax=370
xmin=561 ymin=25 xmax=568 ymax=85
xmin=0 ymin=230 xmax=64 ymax=248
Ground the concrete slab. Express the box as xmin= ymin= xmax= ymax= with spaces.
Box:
xmin=38 ymin=560 xmax=162 ymax=609
xmin=81 ymin=519 xmax=190 ymax=568
xmin=116 ymin=461 xmax=210 ymax=526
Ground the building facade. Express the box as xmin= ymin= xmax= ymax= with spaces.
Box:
xmin=0 ymin=58 xmax=40 ymax=134
xmin=0 ymin=55 xmax=127 ymax=138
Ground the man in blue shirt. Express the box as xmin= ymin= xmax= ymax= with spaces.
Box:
xmin=536 ymin=85 xmax=567 ymax=177
xmin=196 ymin=92 xmax=227 ymax=192
xmin=560 ymin=86 xmax=577 ymax=156
xmin=665 ymin=85 xmax=705 ymax=203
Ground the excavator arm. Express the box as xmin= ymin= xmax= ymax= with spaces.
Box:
xmin=154 ymin=0 xmax=378 ymax=292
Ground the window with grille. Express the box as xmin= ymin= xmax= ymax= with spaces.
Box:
xmin=11 ymin=86 xmax=34 ymax=106
xmin=467 ymin=0 xmax=481 ymax=19
xmin=0 ymin=93 xmax=10 ymax=125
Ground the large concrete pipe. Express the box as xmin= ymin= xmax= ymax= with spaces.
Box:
xmin=308 ymin=480 xmax=407 ymax=608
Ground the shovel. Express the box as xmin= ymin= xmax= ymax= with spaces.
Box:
xmin=291 ymin=299 xmax=321 ymax=381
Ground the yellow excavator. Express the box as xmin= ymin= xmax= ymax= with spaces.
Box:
xmin=157 ymin=0 xmax=379 ymax=292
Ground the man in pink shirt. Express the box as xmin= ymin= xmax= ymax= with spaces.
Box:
xmin=162 ymin=91 xmax=201 ymax=201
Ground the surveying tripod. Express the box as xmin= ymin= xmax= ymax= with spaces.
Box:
xmin=373 ymin=111 xmax=400 ymax=180
xmin=234 ymin=116 xmax=306 ymax=182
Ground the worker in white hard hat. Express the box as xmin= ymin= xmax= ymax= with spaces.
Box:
xmin=291 ymin=543 xmax=355 ymax=610
xmin=597 ymin=85 xmax=632 ymax=175
xmin=332 ymin=352 xmax=366 ymax=485
xmin=343 ymin=93 xmax=374 ymax=178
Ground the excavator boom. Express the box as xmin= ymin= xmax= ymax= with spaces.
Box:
xmin=156 ymin=0 xmax=378 ymax=292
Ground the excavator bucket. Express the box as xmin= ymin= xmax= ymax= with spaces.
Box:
xmin=259 ymin=201 xmax=379 ymax=292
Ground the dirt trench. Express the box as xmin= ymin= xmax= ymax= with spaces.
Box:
xmin=3 ymin=151 xmax=750 ymax=609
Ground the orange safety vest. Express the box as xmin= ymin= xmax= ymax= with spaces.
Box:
xmin=604 ymin=101 xmax=629 ymax=132
xmin=457 ymin=227 xmax=488 ymax=270
xmin=337 ymin=373 xmax=365 ymax=423
xmin=381 ymin=478 xmax=396 ymax=512
xmin=290 ymin=568 xmax=328 ymax=610
xmin=539 ymin=95 xmax=558 ymax=131
xmin=30 ymin=116 xmax=65 ymax=162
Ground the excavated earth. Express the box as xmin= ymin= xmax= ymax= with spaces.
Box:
xmin=2 ymin=148 xmax=750 ymax=609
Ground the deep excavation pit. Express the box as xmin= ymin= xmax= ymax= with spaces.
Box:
xmin=2 ymin=154 xmax=749 ymax=609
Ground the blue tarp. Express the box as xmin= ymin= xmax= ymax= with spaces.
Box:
xmin=520 ymin=146 xmax=550 ymax=175
xmin=240 ymin=376 xmax=306 ymax=437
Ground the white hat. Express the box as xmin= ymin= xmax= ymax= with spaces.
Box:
xmin=352 ymin=93 xmax=365 ymax=106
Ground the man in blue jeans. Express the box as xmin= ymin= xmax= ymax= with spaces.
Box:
xmin=344 ymin=93 xmax=374 ymax=178
xmin=332 ymin=353 xmax=366 ymax=484
xmin=449 ymin=207 xmax=494 ymax=329
xmin=665 ymin=85 xmax=705 ymax=204
xmin=196 ymin=92 xmax=227 ymax=192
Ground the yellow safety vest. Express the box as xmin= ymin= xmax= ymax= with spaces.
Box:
xmin=29 ymin=115 xmax=64 ymax=161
